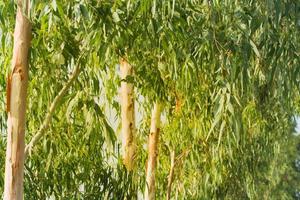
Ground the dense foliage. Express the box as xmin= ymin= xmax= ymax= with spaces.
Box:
xmin=0 ymin=0 xmax=300 ymax=199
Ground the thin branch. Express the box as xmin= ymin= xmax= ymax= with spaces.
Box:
xmin=166 ymin=150 xmax=175 ymax=200
xmin=24 ymin=64 xmax=81 ymax=158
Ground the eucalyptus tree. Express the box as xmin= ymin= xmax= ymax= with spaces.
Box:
xmin=4 ymin=0 xmax=31 ymax=199
xmin=155 ymin=0 xmax=300 ymax=198
xmin=145 ymin=102 xmax=161 ymax=200
xmin=1 ymin=1 xmax=132 ymax=198
xmin=20 ymin=1 xmax=131 ymax=198
xmin=131 ymin=0 xmax=300 ymax=199
xmin=89 ymin=2 xmax=174 ymax=198
xmin=120 ymin=58 xmax=136 ymax=171
xmin=0 ymin=0 xmax=299 ymax=199
xmin=128 ymin=1 xmax=204 ymax=198
xmin=104 ymin=2 xmax=170 ymax=198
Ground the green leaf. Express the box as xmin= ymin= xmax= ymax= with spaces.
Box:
xmin=80 ymin=4 xmax=89 ymax=19
xmin=112 ymin=12 xmax=120 ymax=23
xmin=250 ymin=40 xmax=260 ymax=58
xmin=51 ymin=0 xmax=57 ymax=11
xmin=217 ymin=121 xmax=226 ymax=148
xmin=66 ymin=92 xmax=81 ymax=123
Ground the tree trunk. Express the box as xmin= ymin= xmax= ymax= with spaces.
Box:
xmin=166 ymin=150 xmax=175 ymax=200
xmin=145 ymin=102 xmax=161 ymax=200
xmin=4 ymin=1 xmax=32 ymax=199
xmin=120 ymin=58 xmax=136 ymax=171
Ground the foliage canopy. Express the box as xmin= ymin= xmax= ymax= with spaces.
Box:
xmin=0 ymin=0 xmax=300 ymax=199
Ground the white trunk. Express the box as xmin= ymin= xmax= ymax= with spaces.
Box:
xmin=4 ymin=1 xmax=31 ymax=199
xmin=120 ymin=58 xmax=136 ymax=171
xmin=145 ymin=103 xmax=161 ymax=200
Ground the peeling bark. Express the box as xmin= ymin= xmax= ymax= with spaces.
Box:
xmin=120 ymin=58 xmax=136 ymax=171
xmin=145 ymin=103 xmax=161 ymax=200
xmin=4 ymin=1 xmax=32 ymax=199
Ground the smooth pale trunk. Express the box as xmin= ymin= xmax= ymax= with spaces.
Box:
xmin=145 ymin=103 xmax=161 ymax=200
xmin=120 ymin=58 xmax=136 ymax=171
xmin=4 ymin=3 xmax=31 ymax=200
xmin=166 ymin=150 xmax=175 ymax=200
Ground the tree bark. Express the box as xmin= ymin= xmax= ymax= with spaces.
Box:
xmin=166 ymin=150 xmax=175 ymax=200
xmin=145 ymin=102 xmax=161 ymax=200
xmin=120 ymin=58 xmax=136 ymax=171
xmin=4 ymin=1 xmax=32 ymax=199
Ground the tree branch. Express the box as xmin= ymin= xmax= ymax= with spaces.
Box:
xmin=166 ymin=150 xmax=175 ymax=200
xmin=24 ymin=64 xmax=81 ymax=158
